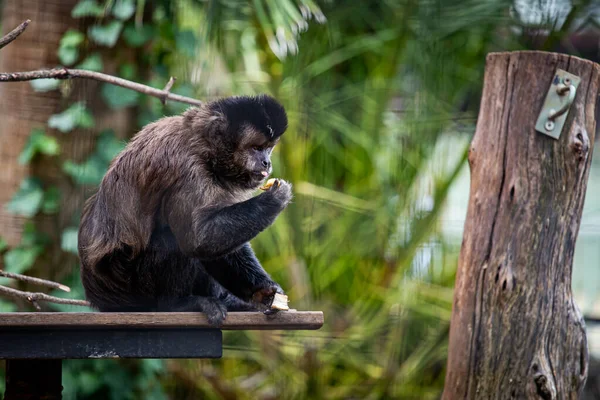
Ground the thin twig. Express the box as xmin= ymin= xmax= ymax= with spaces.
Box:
xmin=0 ymin=270 xmax=71 ymax=292
xmin=0 ymin=19 xmax=30 ymax=50
xmin=0 ymin=285 xmax=91 ymax=308
xmin=161 ymin=76 xmax=176 ymax=104
xmin=0 ymin=68 xmax=203 ymax=106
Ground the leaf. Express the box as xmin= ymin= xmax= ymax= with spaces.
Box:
xmin=119 ymin=63 xmax=136 ymax=80
xmin=72 ymin=0 xmax=105 ymax=18
xmin=63 ymin=155 xmax=107 ymax=186
xmin=0 ymin=238 xmax=8 ymax=253
xmin=5 ymin=178 xmax=44 ymax=217
xmin=19 ymin=129 xmax=60 ymax=165
xmin=58 ymin=30 xmax=85 ymax=66
xmin=60 ymin=30 xmax=85 ymax=47
xmin=112 ymin=0 xmax=135 ymax=20
xmin=123 ymin=24 xmax=155 ymax=47
xmin=76 ymin=53 xmax=104 ymax=72
xmin=97 ymin=130 xmax=126 ymax=162
xmin=48 ymin=103 xmax=95 ymax=133
xmin=3 ymin=246 xmax=43 ymax=274
xmin=20 ymin=222 xmax=50 ymax=246
xmin=0 ymin=300 xmax=17 ymax=312
xmin=30 ymin=79 xmax=60 ymax=92
xmin=42 ymin=187 xmax=61 ymax=214
xmin=101 ymin=83 xmax=140 ymax=109
xmin=63 ymin=130 xmax=124 ymax=185
xmin=61 ymin=227 xmax=79 ymax=255
xmin=88 ymin=21 xmax=124 ymax=47
xmin=58 ymin=46 xmax=79 ymax=66
xmin=175 ymin=30 xmax=197 ymax=58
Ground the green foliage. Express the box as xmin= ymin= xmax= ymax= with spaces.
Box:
xmin=175 ymin=29 xmax=197 ymax=58
xmin=76 ymin=53 xmax=104 ymax=72
xmin=48 ymin=102 xmax=95 ymax=133
xmin=19 ymin=128 xmax=60 ymax=165
xmin=101 ymin=84 xmax=140 ymax=109
xmin=58 ymin=29 xmax=85 ymax=66
xmin=6 ymin=178 xmax=45 ymax=217
xmin=123 ymin=24 xmax=155 ymax=47
xmin=41 ymin=187 xmax=61 ymax=214
xmin=2 ymin=223 xmax=49 ymax=277
xmin=62 ymin=358 xmax=167 ymax=400
xmin=29 ymin=79 xmax=60 ymax=92
xmin=72 ymin=0 xmax=105 ymax=18
xmin=63 ymin=130 xmax=125 ymax=185
xmin=88 ymin=20 xmax=124 ymax=47
xmin=61 ymin=227 xmax=79 ymax=255
xmin=4 ymin=246 xmax=43 ymax=275
xmin=112 ymin=0 xmax=136 ymax=20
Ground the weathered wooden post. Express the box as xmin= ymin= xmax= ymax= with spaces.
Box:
xmin=443 ymin=51 xmax=600 ymax=399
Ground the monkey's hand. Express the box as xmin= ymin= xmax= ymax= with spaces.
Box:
xmin=262 ymin=179 xmax=292 ymax=209
xmin=250 ymin=281 xmax=284 ymax=311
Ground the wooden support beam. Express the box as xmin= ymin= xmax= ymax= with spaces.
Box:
xmin=0 ymin=328 xmax=223 ymax=359
xmin=443 ymin=51 xmax=600 ymax=399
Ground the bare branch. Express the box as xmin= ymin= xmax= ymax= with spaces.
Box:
xmin=0 ymin=68 xmax=203 ymax=107
xmin=0 ymin=19 xmax=31 ymax=50
xmin=0 ymin=270 xmax=70 ymax=292
xmin=0 ymin=285 xmax=91 ymax=308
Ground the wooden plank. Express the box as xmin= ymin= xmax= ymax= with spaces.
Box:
xmin=0 ymin=328 xmax=222 ymax=359
xmin=0 ymin=311 xmax=324 ymax=330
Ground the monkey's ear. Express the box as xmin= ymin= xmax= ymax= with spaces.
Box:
xmin=183 ymin=106 xmax=228 ymax=136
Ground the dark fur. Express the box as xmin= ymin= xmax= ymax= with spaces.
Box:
xmin=78 ymin=94 xmax=292 ymax=325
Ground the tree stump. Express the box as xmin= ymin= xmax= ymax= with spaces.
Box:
xmin=443 ymin=51 xmax=600 ymax=399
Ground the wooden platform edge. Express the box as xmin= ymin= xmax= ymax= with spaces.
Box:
xmin=0 ymin=311 xmax=324 ymax=330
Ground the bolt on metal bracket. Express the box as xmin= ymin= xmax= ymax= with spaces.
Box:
xmin=535 ymin=69 xmax=580 ymax=140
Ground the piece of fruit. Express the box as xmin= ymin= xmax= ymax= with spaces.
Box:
xmin=260 ymin=178 xmax=278 ymax=191
xmin=271 ymin=293 xmax=289 ymax=311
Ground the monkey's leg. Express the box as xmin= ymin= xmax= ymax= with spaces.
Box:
xmin=193 ymin=265 xmax=259 ymax=312
xmin=203 ymin=243 xmax=282 ymax=309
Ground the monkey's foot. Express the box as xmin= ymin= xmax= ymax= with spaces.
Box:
xmin=197 ymin=297 xmax=228 ymax=327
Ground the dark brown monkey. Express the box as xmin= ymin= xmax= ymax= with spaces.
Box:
xmin=78 ymin=94 xmax=292 ymax=325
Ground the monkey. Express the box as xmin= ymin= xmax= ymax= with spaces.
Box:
xmin=77 ymin=94 xmax=292 ymax=326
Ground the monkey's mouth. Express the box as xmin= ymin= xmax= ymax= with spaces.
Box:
xmin=251 ymin=170 xmax=270 ymax=180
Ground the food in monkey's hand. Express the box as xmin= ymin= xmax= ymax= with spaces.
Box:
xmin=271 ymin=293 xmax=289 ymax=311
xmin=260 ymin=178 xmax=279 ymax=191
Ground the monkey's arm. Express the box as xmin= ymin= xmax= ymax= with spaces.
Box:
xmin=202 ymin=243 xmax=281 ymax=301
xmin=165 ymin=180 xmax=291 ymax=260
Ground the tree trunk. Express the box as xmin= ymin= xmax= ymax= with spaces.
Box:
xmin=443 ymin=51 xmax=599 ymax=399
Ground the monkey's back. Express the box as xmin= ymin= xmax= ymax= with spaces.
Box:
xmin=77 ymin=115 xmax=203 ymax=310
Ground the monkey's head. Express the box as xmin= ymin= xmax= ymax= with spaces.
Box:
xmin=185 ymin=94 xmax=288 ymax=189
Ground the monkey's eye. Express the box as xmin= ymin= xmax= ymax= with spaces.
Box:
xmin=252 ymin=146 xmax=262 ymax=151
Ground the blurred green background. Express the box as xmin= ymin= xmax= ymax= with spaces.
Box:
xmin=0 ymin=0 xmax=600 ymax=399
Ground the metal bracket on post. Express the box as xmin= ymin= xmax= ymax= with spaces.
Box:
xmin=535 ymin=69 xmax=580 ymax=139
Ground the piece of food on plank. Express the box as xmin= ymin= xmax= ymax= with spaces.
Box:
xmin=271 ymin=293 xmax=289 ymax=311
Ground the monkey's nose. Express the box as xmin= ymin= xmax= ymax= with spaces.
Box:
xmin=262 ymin=160 xmax=270 ymax=168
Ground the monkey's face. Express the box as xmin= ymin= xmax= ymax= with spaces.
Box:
xmin=233 ymin=126 xmax=278 ymax=187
